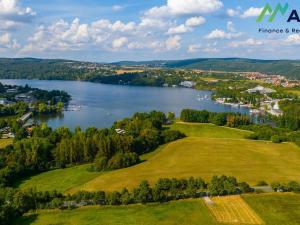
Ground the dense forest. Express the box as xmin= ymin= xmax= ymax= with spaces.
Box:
xmin=0 ymin=58 xmax=112 ymax=80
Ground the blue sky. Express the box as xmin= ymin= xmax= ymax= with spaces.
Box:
xmin=0 ymin=0 xmax=300 ymax=62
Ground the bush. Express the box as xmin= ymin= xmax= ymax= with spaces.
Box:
xmin=256 ymin=181 xmax=268 ymax=186
xmin=107 ymin=152 xmax=140 ymax=170
xmin=180 ymin=109 xmax=210 ymax=123
xmin=271 ymin=135 xmax=282 ymax=143
xmin=238 ymin=182 xmax=253 ymax=193
xmin=93 ymin=156 xmax=108 ymax=171
xmin=254 ymin=189 xmax=264 ymax=194
xmin=161 ymin=130 xmax=185 ymax=143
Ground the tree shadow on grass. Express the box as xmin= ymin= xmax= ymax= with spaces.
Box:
xmin=13 ymin=214 xmax=38 ymax=225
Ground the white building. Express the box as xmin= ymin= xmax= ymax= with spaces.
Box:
xmin=180 ymin=81 xmax=196 ymax=88
xmin=246 ymin=86 xmax=275 ymax=94
xmin=0 ymin=98 xmax=10 ymax=105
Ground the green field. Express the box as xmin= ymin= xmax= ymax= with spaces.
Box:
xmin=243 ymin=193 xmax=300 ymax=225
xmin=17 ymin=123 xmax=300 ymax=193
xmin=0 ymin=138 xmax=13 ymax=149
xmin=15 ymin=193 xmax=300 ymax=225
xmin=169 ymin=122 xmax=252 ymax=139
xmin=17 ymin=123 xmax=251 ymax=192
xmin=16 ymin=164 xmax=102 ymax=192
xmin=70 ymin=137 xmax=300 ymax=193
xmin=15 ymin=199 xmax=218 ymax=225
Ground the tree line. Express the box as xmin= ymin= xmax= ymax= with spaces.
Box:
xmin=180 ymin=108 xmax=300 ymax=146
xmin=0 ymin=175 xmax=253 ymax=225
xmin=180 ymin=109 xmax=250 ymax=127
xmin=1 ymin=174 xmax=300 ymax=225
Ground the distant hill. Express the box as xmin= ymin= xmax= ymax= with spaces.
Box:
xmin=113 ymin=58 xmax=300 ymax=80
xmin=0 ymin=58 xmax=107 ymax=80
xmin=0 ymin=57 xmax=299 ymax=80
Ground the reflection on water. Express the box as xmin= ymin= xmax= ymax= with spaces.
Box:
xmin=0 ymin=79 xmax=249 ymax=130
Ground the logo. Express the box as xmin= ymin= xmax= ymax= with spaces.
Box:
xmin=257 ymin=3 xmax=289 ymax=22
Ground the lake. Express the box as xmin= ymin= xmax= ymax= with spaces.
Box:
xmin=0 ymin=80 xmax=249 ymax=130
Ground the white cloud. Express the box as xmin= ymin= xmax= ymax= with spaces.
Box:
xmin=241 ymin=7 xmax=263 ymax=18
xmin=286 ymin=34 xmax=300 ymax=44
xmin=61 ymin=18 xmax=90 ymax=44
xmin=0 ymin=33 xmax=10 ymax=45
xmin=188 ymin=44 xmax=201 ymax=53
xmin=165 ymin=35 xmax=181 ymax=50
xmin=112 ymin=5 xmax=123 ymax=11
xmin=111 ymin=21 xmax=136 ymax=32
xmin=205 ymin=29 xmax=242 ymax=39
xmin=127 ymin=42 xmax=144 ymax=49
xmin=227 ymin=8 xmax=240 ymax=17
xmin=227 ymin=7 xmax=264 ymax=19
xmin=22 ymin=18 xmax=93 ymax=53
xmin=0 ymin=0 xmax=36 ymax=29
xmin=167 ymin=24 xmax=191 ymax=34
xmin=0 ymin=32 xmax=20 ymax=49
xmin=139 ymin=17 xmax=167 ymax=28
xmin=185 ymin=16 xmax=206 ymax=27
xmin=145 ymin=0 xmax=223 ymax=18
xmin=203 ymin=47 xmax=219 ymax=53
xmin=91 ymin=19 xmax=136 ymax=32
xmin=112 ymin=37 xmax=128 ymax=49
xmin=227 ymin=21 xmax=235 ymax=32
xmin=228 ymin=38 xmax=264 ymax=48
xmin=21 ymin=16 xmax=142 ymax=53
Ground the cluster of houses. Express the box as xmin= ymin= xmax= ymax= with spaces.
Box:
xmin=0 ymin=112 xmax=34 ymax=139
xmin=0 ymin=127 xmax=15 ymax=139
xmin=0 ymin=87 xmax=35 ymax=107
xmin=245 ymin=86 xmax=283 ymax=116
xmin=215 ymin=85 xmax=284 ymax=116
xmin=162 ymin=81 xmax=196 ymax=88
xmin=241 ymin=72 xmax=300 ymax=88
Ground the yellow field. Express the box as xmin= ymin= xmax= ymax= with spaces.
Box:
xmin=115 ymin=69 xmax=144 ymax=74
xmin=199 ymin=77 xmax=220 ymax=82
xmin=205 ymin=195 xmax=263 ymax=224
xmin=0 ymin=138 xmax=13 ymax=149
xmin=287 ymin=89 xmax=300 ymax=97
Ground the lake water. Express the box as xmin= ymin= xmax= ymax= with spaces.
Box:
xmin=0 ymin=80 xmax=249 ymax=130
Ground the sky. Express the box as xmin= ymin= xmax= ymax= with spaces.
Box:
xmin=0 ymin=0 xmax=300 ymax=62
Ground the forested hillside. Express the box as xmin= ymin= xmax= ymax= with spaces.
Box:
xmin=0 ymin=58 xmax=300 ymax=80
xmin=114 ymin=58 xmax=300 ymax=80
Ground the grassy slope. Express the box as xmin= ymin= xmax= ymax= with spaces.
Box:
xmin=169 ymin=122 xmax=252 ymax=139
xmin=16 ymin=164 xmax=102 ymax=192
xmin=71 ymin=137 xmax=300 ymax=192
xmin=17 ymin=123 xmax=249 ymax=193
xmin=15 ymin=199 xmax=218 ymax=225
xmin=243 ymin=193 xmax=300 ymax=225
